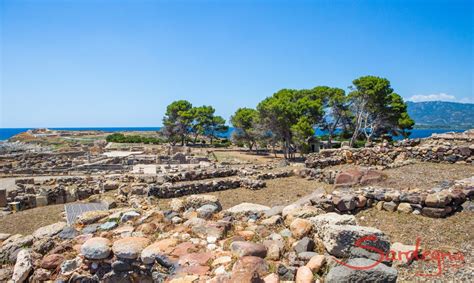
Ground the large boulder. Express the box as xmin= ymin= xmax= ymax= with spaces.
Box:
xmin=112 ymin=237 xmax=150 ymax=259
xmin=81 ymin=237 xmax=112 ymax=259
xmin=318 ymin=225 xmax=390 ymax=260
xmin=226 ymin=203 xmax=270 ymax=215
xmin=12 ymin=249 xmax=33 ymax=283
xmin=326 ymin=258 xmax=397 ymax=283
xmin=32 ymin=222 xmax=67 ymax=239
xmin=334 ymin=169 xmax=364 ymax=187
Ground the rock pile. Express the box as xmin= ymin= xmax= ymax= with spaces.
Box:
xmin=0 ymin=194 xmax=404 ymax=282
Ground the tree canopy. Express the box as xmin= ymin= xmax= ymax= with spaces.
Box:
xmin=162 ymin=101 xmax=228 ymax=145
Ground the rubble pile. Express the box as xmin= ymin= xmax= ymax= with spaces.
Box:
xmin=0 ymin=194 xmax=406 ymax=282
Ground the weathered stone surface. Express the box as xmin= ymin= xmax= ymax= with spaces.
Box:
xmin=320 ymin=225 xmax=390 ymax=259
xmin=263 ymin=273 xmax=280 ymax=283
xmin=60 ymin=257 xmax=82 ymax=274
xmin=197 ymin=204 xmax=220 ymax=219
xmin=41 ymin=253 xmax=65 ymax=269
xmin=425 ymin=192 xmax=452 ymax=208
xmin=77 ymin=210 xmax=109 ymax=225
xmin=80 ymin=237 xmax=111 ymax=259
xmin=112 ymin=237 xmax=150 ymax=259
xmin=383 ymin=201 xmax=398 ymax=212
xmin=32 ymin=238 xmax=55 ymax=255
xmin=397 ymin=203 xmax=413 ymax=214
xmin=306 ymin=254 xmax=325 ymax=272
xmin=58 ymin=226 xmax=78 ymax=239
xmin=231 ymin=241 xmax=267 ymax=258
xmin=293 ymin=237 xmax=315 ymax=254
xmin=226 ymin=203 xmax=270 ymax=214
xmin=326 ymin=258 xmax=397 ymax=283
xmin=295 ymin=266 xmax=313 ymax=283
xmin=231 ymin=256 xmax=269 ymax=282
xmin=12 ymin=249 xmax=33 ymax=283
xmin=32 ymin=222 xmax=66 ymax=239
xmin=333 ymin=195 xmax=356 ymax=212
xmin=310 ymin=212 xmax=357 ymax=238
xmin=120 ymin=211 xmax=141 ymax=222
xmin=141 ymin=242 xmax=166 ymax=264
xmin=185 ymin=194 xmax=221 ymax=209
xmin=262 ymin=215 xmax=283 ymax=226
xmin=334 ymin=169 xmax=364 ymax=187
xmin=422 ymin=207 xmax=451 ymax=218
xmin=290 ymin=218 xmax=312 ymax=239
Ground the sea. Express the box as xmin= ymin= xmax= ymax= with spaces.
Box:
xmin=0 ymin=127 xmax=468 ymax=141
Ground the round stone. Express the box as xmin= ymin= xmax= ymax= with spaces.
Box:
xmin=81 ymin=237 xmax=111 ymax=259
xmin=112 ymin=237 xmax=150 ymax=259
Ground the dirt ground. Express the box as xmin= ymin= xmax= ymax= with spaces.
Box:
xmin=213 ymin=149 xmax=284 ymax=164
xmin=357 ymin=208 xmax=474 ymax=281
xmin=376 ymin=162 xmax=473 ymax=190
xmin=330 ymin=161 xmax=474 ymax=191
xmin=0 ymin=204 xmax=64 ymax=235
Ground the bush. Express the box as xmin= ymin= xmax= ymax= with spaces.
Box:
xmin=106 ymin=133 xmax=163 ymax=144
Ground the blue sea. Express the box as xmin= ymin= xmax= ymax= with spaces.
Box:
xmin=0 ymin=127 xmax=468 ymax=141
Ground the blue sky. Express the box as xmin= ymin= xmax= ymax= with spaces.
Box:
xmin=1 ymin=0 xmax=472 ymax=127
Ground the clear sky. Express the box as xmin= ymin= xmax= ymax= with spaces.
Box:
xmin=1 ymin=0 xmax=472 ymax=127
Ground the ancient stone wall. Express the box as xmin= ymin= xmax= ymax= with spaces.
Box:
xmin=307 ymin=176 xmax=473 ymax=218
xmin=306 ymin=144 xmax=473 ymax=169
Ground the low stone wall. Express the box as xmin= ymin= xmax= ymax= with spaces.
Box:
xmin=307 ymin=176 xmax=473 ymax=218
xmin=162 ymin=168 xmax=238 ymax=183
xmin=3 ymin=177 xmax=107 ymax=211
xmin=306 ymin=143 xmax=473 ymax=169
xmin=148 ymin=178 xmax=242 ymax=198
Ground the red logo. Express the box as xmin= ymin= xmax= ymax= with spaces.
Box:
xmin=332 ymin=235 xmax=465 ymax=277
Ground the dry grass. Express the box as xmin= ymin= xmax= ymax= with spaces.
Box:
xmin=213 ymin=149 xmax=284 ymax=164
xmin=0 ymin=204 xmax=64 ymax=235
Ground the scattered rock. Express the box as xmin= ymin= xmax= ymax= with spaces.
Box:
xmin=32 ymin=222 xmax=66 ymax=239
xmin=12 ymin=249 xmax=33 ymax=283
xmin=326 ymin=258 xmax=397 ymax=283
xmin=112 ymin=237 xmax=150 ymax=259
xmin=290 ymin=218 xmax=312 ymax=239
xmin=231 ymin=241 xmax=267 ymax=258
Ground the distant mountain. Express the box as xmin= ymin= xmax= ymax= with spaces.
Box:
xmin=406 ymin=101 xmax=474 ymax=129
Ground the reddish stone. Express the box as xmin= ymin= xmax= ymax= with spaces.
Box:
xmin=360 ymin=169 xmax=385 ymax=185
xmin=178 ymin=252 xmax=214 ymax=266
xmin=231 ymin=256 xmax=269 ymax=282
xmin=172 ymin=242 xmax=198 ymax=257
xmin=334 ymin=169 xmax=364 ymax=187
xmin=41 ymin=254 xmax=65 ymax=269
xmin=175 ymin=264 xmax=210 ymax=276
xmin=230 ymin=241 xmax=267 ymax=258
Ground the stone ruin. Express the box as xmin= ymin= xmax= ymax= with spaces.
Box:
xmin=305 ymin=130 xmax=474 ymax=169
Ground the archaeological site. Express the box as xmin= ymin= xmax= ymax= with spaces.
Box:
xmin=0 ymin=128 xmax=472 ymax=282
